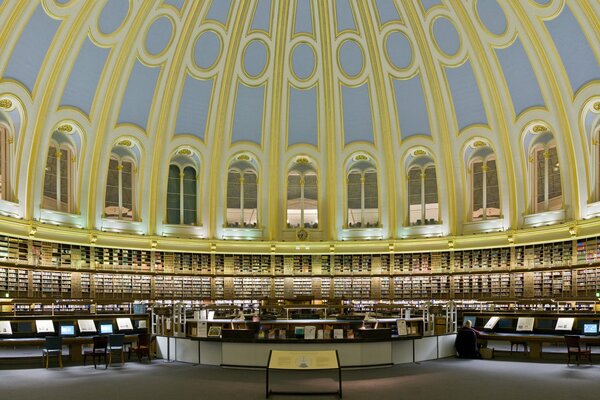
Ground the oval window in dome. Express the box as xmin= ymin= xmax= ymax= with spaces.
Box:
xmin=432 ymin=17 xmax=460 ymax=57
xmin=385 ymin=31 xmax=413 ymax=70
xmin=476 ymin=0 xmax=507 ymax=36
xmin=98 ymin=0 xmax=129 ymax=35
xmin=338 ymin=39 xmax=364 ymax=78
xmin=291 ymin=43 xmax=315 ymax=80
xmin=193 ymin=30 xmax=221 ymax=70
xmin=243 ymin=39 xmax=268 ymax=78
xmin=145 ymin=16 xmax=173 ymax=56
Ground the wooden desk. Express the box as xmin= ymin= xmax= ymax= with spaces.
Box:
xmin=0 ymin=335 xmax=140 ymax=362
xmin=478 ymin=333 xmax=600 ymax=359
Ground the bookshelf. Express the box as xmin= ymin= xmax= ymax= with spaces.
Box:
xmin=0 ymin=234 xmax=598 ymax=310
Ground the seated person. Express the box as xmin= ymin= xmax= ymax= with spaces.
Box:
xmin=455 ymin=320 xmax=482 ymax=359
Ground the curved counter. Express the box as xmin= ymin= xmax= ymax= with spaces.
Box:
xmin=155 ymin=333 xmax=458 ymax=368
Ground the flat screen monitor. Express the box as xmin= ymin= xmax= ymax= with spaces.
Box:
xmin=60 ymin=325 xmax=75 ymax=336
xmin=100 ymin=323 xmax=113 ymax=334
xmin=463 ymin=316 xmax=477 ymax=327
xmin=583 ymin=323 xmax=598 ymax=335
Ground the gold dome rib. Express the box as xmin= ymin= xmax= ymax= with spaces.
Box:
xmin=148 ymin=1 xmax=203 ymax=234
xmin=86 ymin=1 xmax=156 ymax=229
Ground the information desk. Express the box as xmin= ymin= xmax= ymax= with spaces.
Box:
xmin=478 ymin=333 xmax=600 ymax=359
xmin=266 ymin=350 xmax=342 ymax=398
xmin=0 ymin=334 xmax=141 ymax=362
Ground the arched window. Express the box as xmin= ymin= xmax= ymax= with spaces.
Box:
xmin=104 ymin=141 xmax=138 ymax=220
xmin=407 ymin=161 xmax=439 ymax=226
xmin=595 ymin=126 xmax=600 ymax=202
xmin=471 ymin=158 xmax=500 ymax=220
xmin=167 ymin=165 xmax=197 ymax=225
xmin=0 ymin=125 xmax=9 ymax=201
xmin=347 ymin=155 xmax=378 ymax=228
xmin=287 ymin=157 xmax=318 ymax=229
xmin=42 ymin=144 xmax=74 ymax=212
xmin=466 ymin=141 xmax=501 ymax=222
xmin=530 ymin=140 xmax=562 ymax=213
xmin=226 ymin=155 xmax=258 ymax=227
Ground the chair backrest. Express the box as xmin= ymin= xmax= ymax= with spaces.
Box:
xmin=92 ymin=335 xmax=108 ymax=350
xmin=108 ymin=334 xmax=125 ymax=348
xmin=564 ymin=335 xmax=581 ymax=350
xmin=137 ymin=333 xmax=150 ymax=347
xmin=45 ymin=336 xmax=62 ymax=351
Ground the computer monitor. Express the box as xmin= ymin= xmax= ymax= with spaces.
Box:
xmin=60 ymin=324 xmax=75 ymax=336
xmin=100 ymin=323 xmax=113 ymax=334
xmin=463 ymin=316 xmax=477 ymax=327
xmin=583 ymin=323 xmax=598 ymax=335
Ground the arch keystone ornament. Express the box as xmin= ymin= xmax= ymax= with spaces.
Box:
xmin=296 ymin=228 xmax=309 ymax=241
xmin=57 ymin=124 xmax=73 ymax=133
xmin=0 ymin=99 xmax=13 ymax=109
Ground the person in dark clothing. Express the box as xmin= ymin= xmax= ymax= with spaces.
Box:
xmin=455 ymin=320 xmax=482 ymax=359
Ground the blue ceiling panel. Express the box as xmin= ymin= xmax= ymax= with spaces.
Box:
xmin=288 ymin=86 xmax=317 ymax=147
xmin=232 ymin=83 xmax=265 ymax=144
xmin=342 ymin=83 xmax=374 ymax=145
xmin=175 ymin=74 xmax=214 ymax=141
xmin=420 ymin=0 xmax=442 ymax=12
xmin=393 ymin=74 xmax=431 ymax=139
xmin=3 ymin=4 xmax=60 ymax=93
xmin=339 ymin=40 xmax=363 ymax=78
xmin=117 ymin=60 xmax=160 ymax=130
xmin=496 ymin=38 xmax=545 ymax=117
xmin=61 ymin=37 xmax=109 ymax=116
xmin=335 ymin=0 xmax=356 ymax=33
xmin=251 ymin=0 xmax=271 ymax=33
xmin=432 ymin=17 xmax=460 ymax=57
xmin=445 ymin=61 xmax=487 ymax=131
xmin=375 ymin=0 xmax=401 ymax=25
xmin=294 ymin=0 xmax=313 ymax=35
xmin=164 ymin=0 xmax=185 ymax=11
xmin=205 ymin=0 xmax=232 ymax=25
xmin=386 ymin=31 xmax=412 ymax=70
xmin=244 ymin=40 xmax=268 ymax=78
xmin=545 ymin=4 xmax=600 ymax=94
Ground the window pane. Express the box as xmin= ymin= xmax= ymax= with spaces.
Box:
xmin=243 ymin=172 xmax=258 ymax=225
xmin=536 ymin=149 xmax=545 ymax=205
xmin=547 ymin=147 xmax=562 ymax=206
xmin=60 ymin=148 xmax=69 ymax=210
xmin=486 ymin=159 xmax=500 ymax=217
xmin=43 ymin=146 xmax=58 ymax=210
xmin=121 ymin=160 xmax=133 ymax=219
xmin=303 ymin=174 xmax=318 ymax=228
xmin=408 ymin=168 xmax=422 ymax=225
xmin=287 ymin=174 xmax=301 ymax=228
xmin=226 ymin=171 xmax=240 ymax=226
xmin=0 ymin=127 xmax=6 ymax=200
xmin=472 ymin=161 xmax=483 ymax=220
xmin=183 ymin=167 xmax=196 ymax=225
xmin=104 ymin=158 xmax=120 ymax=217
xmin=347 ymin=172 xmax=361 ymax=226
xmin=364 ymin=171 xmax=378 ymax=226
xmin=166 ymin=165 xmax=180 ymax=224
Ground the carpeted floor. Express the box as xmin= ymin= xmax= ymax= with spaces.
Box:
xmin=0 ymin=352 xmax=598 ymax=400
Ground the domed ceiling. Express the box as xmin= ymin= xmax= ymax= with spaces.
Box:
xmin=0 ymin=0 xmax=598 ymax=248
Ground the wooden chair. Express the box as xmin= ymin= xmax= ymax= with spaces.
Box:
xmin=107 ymin=334 xmax=125 ymax=367
xmin=128 ymin=333 xmax=152 ymax=362
xmin=565 ymin=335 xmax=591 ymax=366
xmin=83 ymin=335 xmax=108 ymax=369
xmin=42 ymin=336 xmax=63 ymax=368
